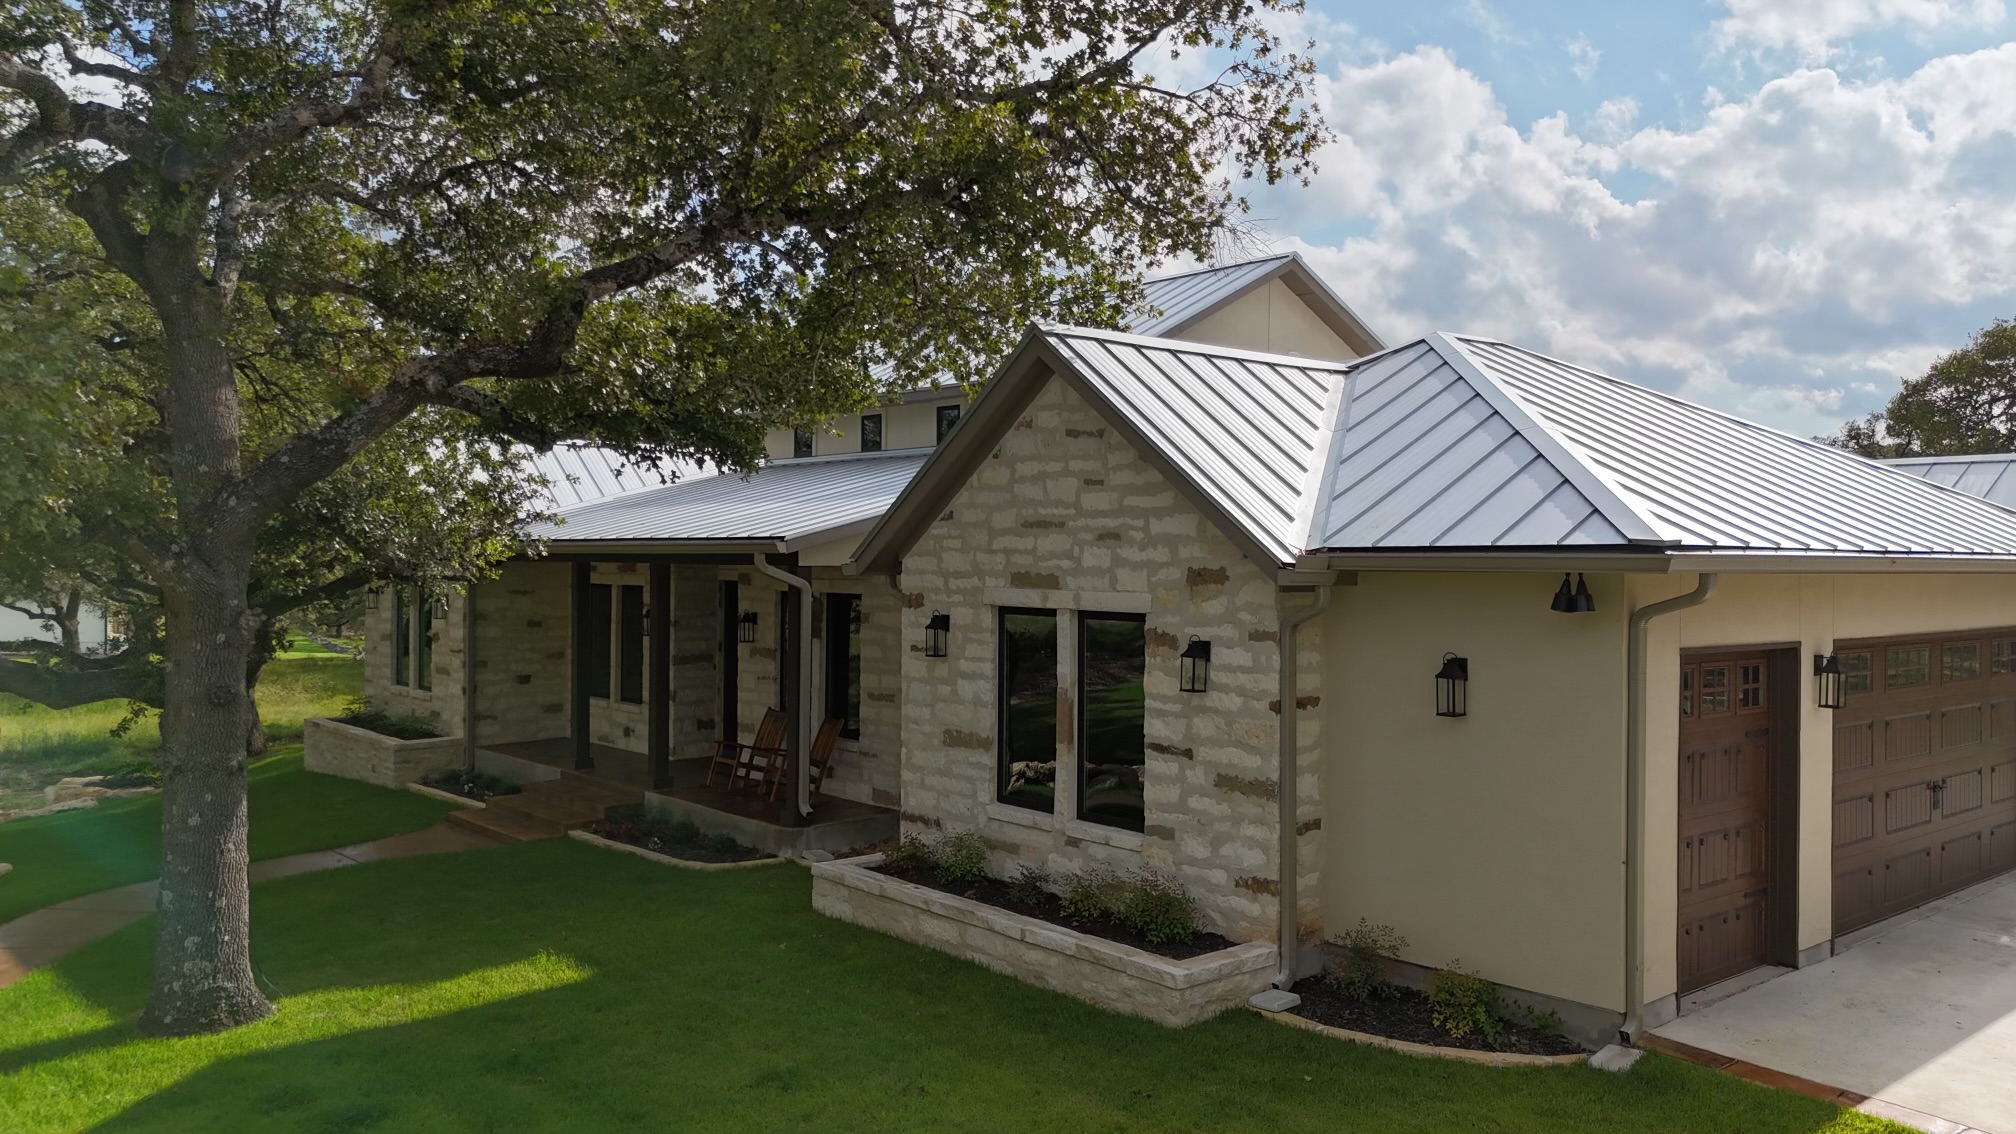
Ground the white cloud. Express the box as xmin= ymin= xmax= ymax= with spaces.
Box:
xmin=1456 ymin=0 xmax=1529 ymax=47
xmin=1712 ymin=0 xmax=2006 ymax=61
xmin=1565 ymin=35 xmax=1601 ymax=83
xmin=1270 ymin=42 xmax=2016 ymax=434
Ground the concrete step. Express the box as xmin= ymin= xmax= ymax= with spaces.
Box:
xmin=445 ymin=806 xmax=565 ymax=844
xmin=486 ymin=790 xmax=607 ymax=829
xmin=553 ymin=773 xmax=642 ymax=809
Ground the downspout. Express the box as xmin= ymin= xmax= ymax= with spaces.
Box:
xmin=1622 ymin=572 xmax=1717 ymax=1043
xmin=753 ymin=553 xmax=815 ymax=817
xmin=1275 ymin=585 xmax=1333 ymax=989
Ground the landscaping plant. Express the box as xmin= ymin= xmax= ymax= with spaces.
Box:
xmin=1324 ymin=919 xmax=1409 ymax=1000
xmin=932 ymin=831 xmax=991 ymax=887
xmin=1117 ymin=869 xmax=1201 ymax=945
xmin=1006 ymin=864 xmax=1053 ymax=905
xmin=1058 ymin=865 xmax=1128 ymax=923
xmin=1426 ymin=961 xmax=1505 ymax=1044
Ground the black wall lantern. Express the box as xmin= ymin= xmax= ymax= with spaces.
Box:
xmin=1435 ymin=653 xmax=1469 ymax=717
xmin=1179 ymin=636 xmax=1212 ymax=693
xmin=737 ymin=609 xmax=759 ymax=643
xmin=429 ymin=593 xmax=449 ymax=620
xmin=924 ymin=610 xmax=950 ymax=658
xmin=1814 ymin=653 xmax=1845 ymax=710
xmin=1549 ymin=572 xmax=1597 ymax=614
xmin=365 ymin=589 xmax=381 ymax=611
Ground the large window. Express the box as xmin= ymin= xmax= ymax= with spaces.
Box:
xmin=617 ymin=584 xmax=646 ymax=705
xmin=825 ymin=594 xmax=862 ymax=739
xmin=935 ymin=403 xmax=961 ymax=442
xmin=1078 ymin=613 xmax=1146 ymax=831
xmin=997 ymin=609 xmax=1058 ymax=812
xmin=860 ymin=413 xmax=884 ymax=452
xmin=586 ymin=583 xmax=614 ymax=700
xmin=392 ymin=587 xmax=413 ymax=687
xmin=416 ymin=590 xmax=434 ymax=692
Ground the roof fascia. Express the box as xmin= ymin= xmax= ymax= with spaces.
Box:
xmin=1426 ymin=332 xmax=1672 ymax=547
xmin=1665 ymin=552 xmax=2016 ymax=573
xmin=1318 ymin=551 xmax=1678 ymax=573
xmin=1278 ymin=253 xmax=1387 ymax=355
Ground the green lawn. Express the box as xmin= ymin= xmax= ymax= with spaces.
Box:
xmin=0 ymin=837 xmax=1903 ymax=1134
xmin=0 ymin=748 xmax=451 ymax=924
xmin=0 ymin=651 xmax=361 ymax=811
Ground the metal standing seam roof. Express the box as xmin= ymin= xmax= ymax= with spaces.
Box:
xmin=525 ymin=448 xmax=929 ymax=545
xmin=1884 ymin=454 xmax=2016 ymax=510
xmin=523 ymin=446 xmax=707 ymax=510
xmin=1127 ymin=256 xmax=1296 ymax=337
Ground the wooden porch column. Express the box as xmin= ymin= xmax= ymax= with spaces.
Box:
xmin=647 ymin=561 xmax=673 ymax=789
xmin=569 ymin=559 xmax=594 ymax=771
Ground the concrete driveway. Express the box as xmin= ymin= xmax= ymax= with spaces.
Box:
xmin=1653 ymin=872 xmax=2016 ymax=1134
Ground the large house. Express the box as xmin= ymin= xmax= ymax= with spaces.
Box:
xmin=342 ymin=254 xmax=2016 ymax=1049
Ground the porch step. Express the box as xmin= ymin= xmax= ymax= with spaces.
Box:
xmin=485 ymin=790 xmax=610 ymax=830
xmin=445 ymin=806 xmax=566 ymax=844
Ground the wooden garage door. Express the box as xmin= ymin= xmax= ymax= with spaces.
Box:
xmin=1678 ymin=652 xmax=1773 ymax=993
xmin=1832 ymin=633 xmax=2016 ymax=936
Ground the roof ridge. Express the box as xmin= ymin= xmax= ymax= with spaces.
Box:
xmin=1140 ymin=252 xmax=1292 ymax=286
xmin=1035 ymin=321 xmax=1359 ymax=371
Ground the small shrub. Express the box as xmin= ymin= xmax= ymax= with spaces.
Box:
xmin=883 ymin=832 xmax=935 ymax=873
xmin=1324 ymin=919 xmax=1408 ymax=1000
xmin=1007 ymin=864 xmax=1053 ymax=905
xmin=1505 ymin=1000 xmax=1564 ymax=1038
xmin=705 ymin=832 xmax=743 ymax=856
xmin=336 ymin=709 xmax=440 ymax=741
xmin=420 ymin=769 xmax=519 ymax=801
xmin=933 ymin=831 xmax=990 ymax=885
xmin=1057 ymin=865 xmax=1126 ymax=922
xmin=1117 ymin=870 xmax=1201 ymax=945
xmin=1426 ymin=961 xmax=1503 ymax=1044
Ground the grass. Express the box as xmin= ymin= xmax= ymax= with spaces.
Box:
xmin=0 ymin=838 xmax=1907 ymax=1134
xmin=0 ymin=747 xmax=452 ymax=925
xmin=0 ymin=651 xmax=361 ymax=811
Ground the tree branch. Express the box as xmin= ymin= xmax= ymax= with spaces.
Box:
xmin=0 ymin=656 xmax=153 ymax=710
xmin=206 ymin=29 xmax=403 ymax=183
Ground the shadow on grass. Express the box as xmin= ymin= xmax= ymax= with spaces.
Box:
xmin=0 ymin=840 xmax=1899 ymax=1134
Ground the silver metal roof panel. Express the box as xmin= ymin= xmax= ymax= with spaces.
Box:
xmin=1885 ymin=454 xmax=2016 ymax=510
xmin=1128 ymin=256 xmax=1294 ymax=338
xmin=524 ymin=446 xmax=706 ymax=510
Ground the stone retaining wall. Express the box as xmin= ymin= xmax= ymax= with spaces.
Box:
xmin=812 ymin=854 xmax=1276 ymax=1027
xmin=304 ymin=717 xmax=464 ymax=788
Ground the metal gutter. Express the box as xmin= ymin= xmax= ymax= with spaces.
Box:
xmin=1274 ymin=585 xmax=1333 ymax=989
xmin=753 ymin=553 xmax=815 ymax=818
xmin=1623 ymin=573 xmax=1717 ymax=1044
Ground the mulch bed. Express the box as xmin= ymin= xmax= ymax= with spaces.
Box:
xmin=1285 ymin=978 xmax=1585 ymax=1056
xmin=590 ymin=809 xmax=770 ymax=864
xmin=418 ymin=772 xmax=521 ymax=803
xmin=872 ymin=861 xmax=1239 ymax=961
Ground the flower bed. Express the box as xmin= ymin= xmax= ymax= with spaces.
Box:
xmin=813 ymin=853 xmax=1275 ymax=1027
xmin=873 ymin=857 xmax=1236 ymax=960
xmin=302 ymin=716 xmax=462 ymax=788
xmin=587 ymin=806 xmax=769 ymax=864
xmin=418 ymin=768 xmax=521 ymax=803
xmin=1282 ymin=978 xmax=1584 ymax=1058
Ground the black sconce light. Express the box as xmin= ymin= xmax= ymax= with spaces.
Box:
xmin=1179 ymin=636 xmax=1212 ymax=693
xmin=1814 ymin=653 xmax=1845 ymax=710
xmin=365 ymin=589 xmax=381 ymax=611
xmin=1549 ymin=572 xmax=1596 ymax=614
xmin=429 ymin=593 xmax=449 ymax=620
xmin=738 ymin=610 xmax=759 ymax=643
xmin=1435 ymin=653 xmax=1469 ymax=717
xmin=924 ymin=610 xmax=950 ymax=658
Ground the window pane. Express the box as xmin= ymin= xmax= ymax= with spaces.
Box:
xmin=793 ymin=428 xmax=813 ymax=459
xmin=416 ymin=588 xmax=434 ymax=692
xmin=860 ymin=413 xmax=883 ymax=452
xmin=1886 ymin=645 xmax=1929 ymax=689
xmin=393 ymin=587 xmax=412 ymax=687
xmin=618 ymin=585 xmax=645 ymax=704
xmin=825 ymin=594 xmax=862 ymax=739
xmin=1841 ymin=650 xmax=1873 ymax=695
xmin=1680 ymin=667 xmax=1694 ymax=718
xmin=936 ymin=403 xmax=961 ymax=442
xmin=1995 ymin=640 xmax=2016 ymax=675
xmin=1079 ymin=614 xmax=1146 ymax=831
xmin=998 ymin=609 xmax=1057 ymax=812
xmin=1737 ymin=662 xmax=1763 ymax=711
xmin=1943 ymin=642 xmax=1981 ymax=682
xmin=1699 ymin=664 xmax=1730 ymax=713
xmin=587 ymin=583 xmax=613 ymax=700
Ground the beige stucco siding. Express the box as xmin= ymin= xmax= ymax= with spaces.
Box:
xmin=1174 ymin=278 xmax=1354 ymax=361
xmin=763 ymin=396 xmax=965 ymax=461
xmin=1321 ymin=571 xmax=1630 ymax=1012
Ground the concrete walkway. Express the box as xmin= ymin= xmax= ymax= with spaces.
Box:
xmin=0 ymin=823 xmax=493 ymax=990
xmin=1653 ymin=872 xmax=2016 ymax=1134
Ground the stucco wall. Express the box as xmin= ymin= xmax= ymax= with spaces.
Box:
xmin=363 ymin=585 xmax=466 ymax=736
xmin=1174 ymin=278 xmax=1354 ymax=361
xmin=1636 ymin=570 xmax=2016 ymax=1004
xmin=762 ymin=395 xmax=966 ymax=461
xmin=894 ymin=376 xmax=1319 ymax=942
xmin=1321 ymin=571 xmax=1630 ymax=1013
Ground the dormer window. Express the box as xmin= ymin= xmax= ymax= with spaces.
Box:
xmin=936 ymin=403 xmax=961 ymax=442
xmin=861 ymin=413 xmax=883 ymax=452
xmin=793 ymin=428 xmax=813 ymax=459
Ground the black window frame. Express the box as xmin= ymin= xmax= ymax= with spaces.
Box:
xmin=586 ymin=582 xmax=614 ymax=700
xmin=617 ymin=584 xmax=646 ymax=705
xmin=860 ymin=413 xmax=883 ymax=452
xmin=1076 ymin=611 xmax=1147 ymax=832
xmin=935 ymin=403 xmax=961 ymax=443
xmin=792 ymin=428 xmax=813 ymax=459
xmin=391 ymin=586 xmax=413 ymax=688
xmin=996 ymin=607 xmax=1059 ymax=814
xmin=415 ymin=588 xmax=434 ymax=692
xmin=825 ymin=593 xmax=863 ymax=740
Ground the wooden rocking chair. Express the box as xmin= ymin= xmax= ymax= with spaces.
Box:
xmin=754 ymin=717 xmax=846 ymax=802
xmin=704 ymin=708 xmax=788 ymax=794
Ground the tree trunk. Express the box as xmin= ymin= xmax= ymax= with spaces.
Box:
xmin=54 ymin=589 xmax=82 ymax=657
xmin=244 ymin=649 xmax=270 ymax=759
xmin=139 ymin=574 xmax=273 ymax=1035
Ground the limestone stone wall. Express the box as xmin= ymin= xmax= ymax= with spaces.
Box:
xmin=303 ymin=716 xmax=463 ymax=787
xmin=362 ymin=585 xmax=465 ymax=735
xmin=809 ymin=573 xmax=903 ymax=808
xmin=894 ymin=376 xmax=1322 ymax=942
xmin=468 ymin=561 xmax=572 ymax=745
xmin=725 ymin=569 xmax=787 ymax=744
xmin=668 ymin=565 xmax=720 ymax=762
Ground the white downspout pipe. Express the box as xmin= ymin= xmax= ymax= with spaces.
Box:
xmin=1275 ymin=586 xmax=1332 ymax=989
xmin=754 ymin=553 xmax=815 ymax=818
xmin=1622 ymin=572 xmax=1717 ymax=1043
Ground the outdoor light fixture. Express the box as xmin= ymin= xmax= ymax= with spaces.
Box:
xmin=1549 ymin=573 xmax=1597 ymax=614
xmin=738 ymin=610 xmax=759 ymax=643
xmin=924 ymin=610 xmax=950 ymax=658
xmin=1814 ymin=653 xmax=1845 ymax=710
xmin=1179 ymin=636 xmax=1212 ymax=694
xmin=1435 ymin=653 xmax=1470 ymax=718
xmin=365 ymin=589 xmax=380 ymax=611
xmin=429 ymin=594 xmax=448 ymax=620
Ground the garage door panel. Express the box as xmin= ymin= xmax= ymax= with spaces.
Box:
xmin=1834 ymin=864 xmax=1878 ymax=932
xmin=1991 ymin=821 xmax=2016 ymax=872
xmin=1883 ymin=713 xmax=1934 ymax=762
xmin=1835 ymin=721 xmax=1875 ymax=774
xmin=1882 ymin=846 xmax=1934 ymax=907
xmin=1942 ymin=768 xmax=1984 ymax=819
xmin=1885 ymin=783 xmax=1936 ymax=836
xmin=1834 ymin=795 xmax=1876 ymax=848
xmin=1939 ymin=831 xmax=1984 ymax=887
xmin=1993 ymin=760 xmax=2015 ymax=805
xmin=1940 ymin=704 xmax=1984 ymax=750
xmin=1992 ymin=698 xmax=2016 ymax=740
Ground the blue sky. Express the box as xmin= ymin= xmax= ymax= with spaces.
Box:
xmin=1220 ymin=0 xmax=2016 ymax=436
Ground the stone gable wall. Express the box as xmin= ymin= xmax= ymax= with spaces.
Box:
xmin=894 ymin=377 xmax=1324 ymax=942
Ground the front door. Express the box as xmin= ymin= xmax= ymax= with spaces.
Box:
xmin=1677 ymin=651 xmax=1773 ymax=993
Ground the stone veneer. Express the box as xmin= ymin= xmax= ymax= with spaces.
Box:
xmin=894 ymin=377 xmax=1325 ymax=944
xmin=362 ymin=583 xmax=466 ymax=735
xmin=303 ymin=716 xmax=463 ymax=787
xmin=468 ymin=561 xmax=572 ymax=746
xmin=809 ymin=573 xmax=903 ymax=809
